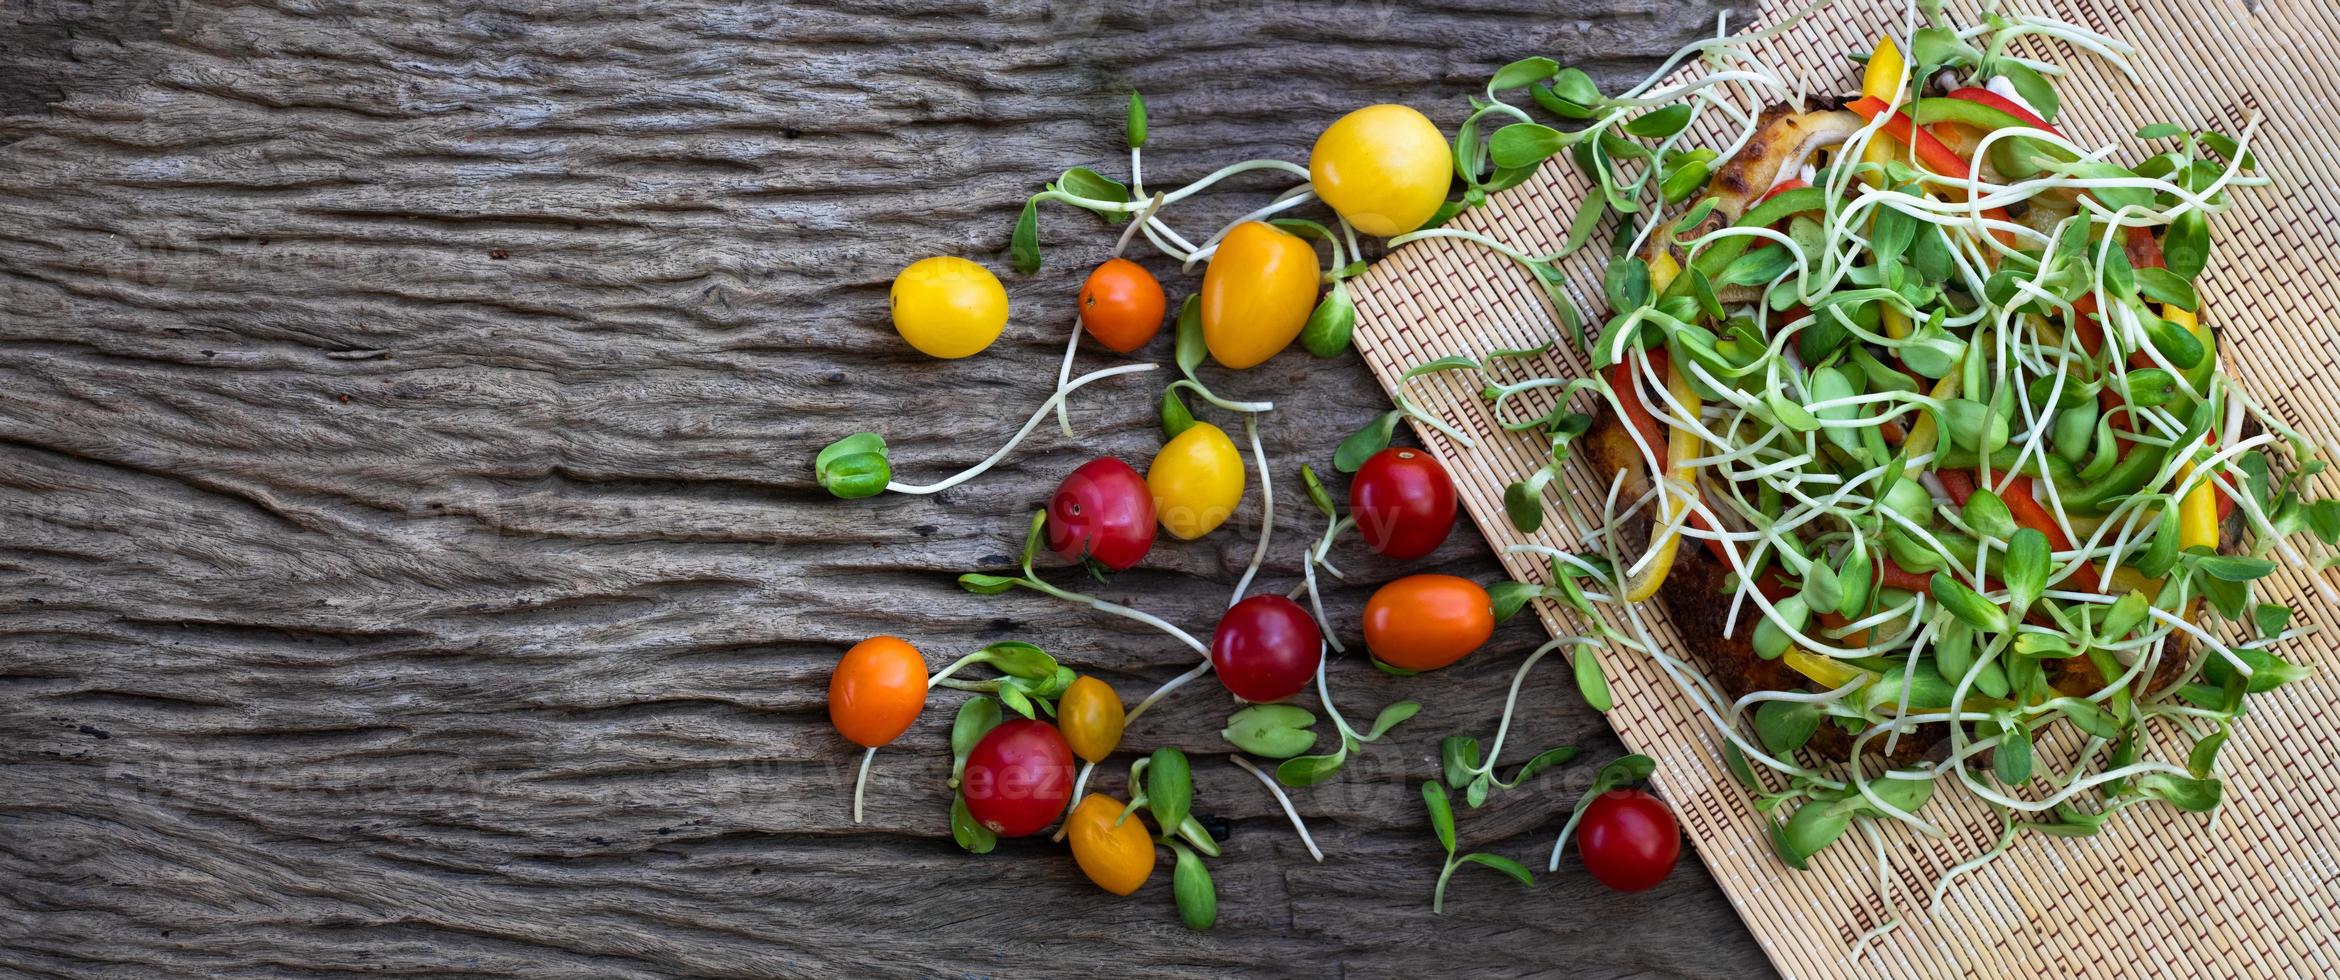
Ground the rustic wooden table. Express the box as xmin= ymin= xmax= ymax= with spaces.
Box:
xmin=0 ymin=1 xmax=1773 ymax=975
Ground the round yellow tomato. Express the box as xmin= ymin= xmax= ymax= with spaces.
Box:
xmin=1309 ymin=104 xmax=1451 ymax=237
xmin=1147 ymin=422 xmax=1245 ymax=540
xmin=890 ymin=256 xmax=1008 ymax=359
xmin=1057 ymin=675 xmax=1125 ymax=763
xmin=1200 ymin=222 xmax=1319 ymax=370
xmin=1065 ymin=794 xmax=1156 ymax=896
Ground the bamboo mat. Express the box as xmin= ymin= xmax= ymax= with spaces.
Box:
xmin=1349 ymin=1 xmax=2340 ymax=976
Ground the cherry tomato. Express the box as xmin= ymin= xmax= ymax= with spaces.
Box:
xmin=961 ymin=719 xmax=1075 ymax=837
xmin=1576 ymin=788 xmax=1681 ymax=892
xmin=890 ymin=256 xmax=1008 ymax=359
xmin=828 ymin=636 xmax=929 ymax=747
xmin=1047 ymin=458 xmax=1156 ymax=571
xmin=1210 ymin=595 xmax=1324 ymax=702
xmin=1078 ymin=257 xmax=1166 ymax=354
xmin=1362 ymin=574 xmax=1493 ymax=671
xmin=1309 ymin=104 xmax=1451 ymax=237
xmin=1200 ymin=222 xmax=1320 ymax=369
xmin=1057 ymin=675 xmax=1126 ymax=764
xmin=1065 ymin=794 xmax=1156 ymax=896
xmin=1349 ymin=447 xmax=1458 ymax=560
xmin=1147 ymin=422 xmax=1245 ymax=540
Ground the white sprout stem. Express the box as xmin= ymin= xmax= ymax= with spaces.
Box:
xmin=1314 ymin=645 xmax=1363 ymax=743
xmin=1125 ymin=658 xmax=1214 ymax=727
xmin=1229 ymin=413 xmax=1276 ymax=606
xmin=1472 ymin=638 xmax=1580 ymax=780
xmin=1050 ymin=761 xmax=1100 ymax=843
xmin=1230 ymin=754 xmax=1323 ymax=862
xmin=886 ymin=363 xmax=1155 ymax=494
xmin=1053 ymin=313 xmax=1083 ymax=438
xmin=852 ymin=746 xmax=877 ymax=824
xmin=1017 ymin=576 xmax=1210 ymax=656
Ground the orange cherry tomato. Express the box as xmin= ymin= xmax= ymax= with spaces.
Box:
xmin=1057 ymin=675 xmax=1126 ymax=763
xmin=1362 ymin=574 xmax=1494 ymax=671
xmin=828 ymin=636 xmax=929 ymax=747
xmin=1078 ymin=257 xmax=1167 ymax=354
xmin=1200 ymin=221 xmax=1320 ymax=369
xmin=1065 ymin=794 xmax=1157 ymax=896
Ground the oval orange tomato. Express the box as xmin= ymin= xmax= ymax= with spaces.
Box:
xmin=828 ymin=636 xmax=930 ymax=747
xmin=1362 ymin=575 xmax=1494 ymax=671
xmin=1078 ymin=257 xmax=1166 ymax=354
xmin=1057 ymin=675 xmax=1126 ymax=763
xmin=1065 ymin=794 xmax=1156 ymax=896
xmin=1200 ymin=222 xmax=1319 ymax=369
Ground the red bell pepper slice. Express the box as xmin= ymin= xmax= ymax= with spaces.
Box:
xmin=1935 ymin=469 xmax=1976 ymax=508
xmin=1945 ymin=87 xmax=2058 ymax=134
xmin=1846 ymin=96 xmax=1972 ymax=180
xmin=1847 ymin=95 xmax=2021 ymax=244
xmin=2001 ymin=475 xmax=2076 ymax=551
xmin=1610 ymin=350 xmax=1668 ymax=463
xmin=1757 ymin=177 xmax=1810 ymax=205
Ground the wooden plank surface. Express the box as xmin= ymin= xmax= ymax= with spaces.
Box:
xmin=0 ymin=0 xmax=1774 ymax=976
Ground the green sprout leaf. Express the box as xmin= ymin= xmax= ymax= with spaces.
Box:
xmin=949 ymin=697 xmax=1003 ymax=782
xmin=815 ymin=432 xmax=891 ymax=499
xmin=1011 ymin=196 xmax=1043 ymax=274
xmin=1126 ymin=90 xmax=1147 ymax=149
xmin=1422 ymin=780 xmax=1458 ymax=853
xmin=1336 ymin=410 xmax=1402 ymax=473
xmin=1458 ymin=851 xmax=1535 ymax=886
xmin=1489 ymin=581 xmax=1542 ymax=623
xmin=1147 ymin=747 xmax=1192 ymax=839
xmin=1488 ymin=56 xmax=1560 ymax=91
xmin=1362 ymin=700 xmax=1422 ymax=741
xmin=1171 ymin=842 xmax=1216 ymax=930
xmin=1221 ymin=704 xmax=1320 ymax=758
xmin=951 ymin=794 xmax=998 ymax=854
xmin=1573 ymin=646 xmax=1613 ymax=711
xmin=957 ymin=573 xmax=1019 ymax=595
xmin=1300 ymin=281 xmax=1358 ymax=358
xmin=1276 ymin=748 xmax=1351 ymax=788
xmin=1624 ymin=104 xmax=1692 ymax=139
xmin=1174 ymin=295 xmax=1206 ymax=379
xmin=1301 ymin=464 xmax=1338 ymax=519
xmin=1161 ymin=385 xmax=1198 ymax=440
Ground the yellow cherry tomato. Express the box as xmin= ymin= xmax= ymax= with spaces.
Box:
xmin=1065 ymin=794 xmax=1156 ymax=896
xmin=890 ymin=256 xmax=1008 ymax=359
xmin=1200 ymin=222 xmax=1319 ymax=369
xmin=1309 ymin=104 xmax=1451 ymax=237
xmin=1147 ymin=422 xmax=1245 ymax=540
xmin=1057 ymin=675 xmax=1126 ymax=763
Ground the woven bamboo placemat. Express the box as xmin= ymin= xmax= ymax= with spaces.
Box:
xmin=1349 ymin=1 xmax=2340 ymax=975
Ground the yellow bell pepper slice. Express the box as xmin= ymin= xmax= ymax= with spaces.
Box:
xmin=1625 ymin=360 xmax=1703 ymax=603
xmin=1785 ymin=649 xmax=1873 ymax=690
xmin=1622 ymin=252 xmax=1699 ymax=602
xmin=2161 ymin=303 xmax=2222 ymax=552
xmin=1860 ymin=38 xmax=1913 ymax=340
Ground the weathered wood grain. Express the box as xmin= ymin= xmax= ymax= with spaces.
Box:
xmin=0 ymin=0 xmax=1769 ymax=976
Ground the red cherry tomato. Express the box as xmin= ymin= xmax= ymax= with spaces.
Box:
xmin=1079 ymin=257 xmax=1167 ymax=354
xmin=1210 ymin=595 xmax=1323 ymax=703
xmin=960 ymin=719 xmax=1075 ymax=837
xmin=1576 ymin=788 xmax=1680 ymax=892
xmin=1349 ymin=447 xmax=1457 ymax=560
xmin=1046 ymin=458 xmax=1157 ymax=571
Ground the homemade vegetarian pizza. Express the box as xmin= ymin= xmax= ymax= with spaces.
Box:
xmin=1450 ymin=2 xmax=2327 ymax=893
